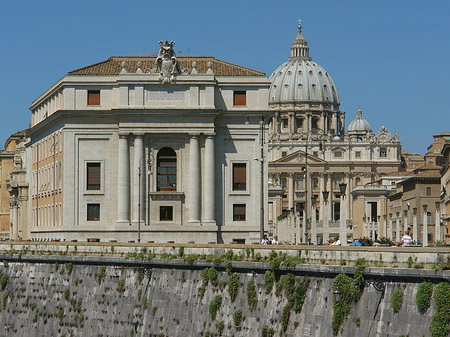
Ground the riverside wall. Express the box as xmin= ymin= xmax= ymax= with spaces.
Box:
xmin=0 ymin=244 xmax=449 ymax=336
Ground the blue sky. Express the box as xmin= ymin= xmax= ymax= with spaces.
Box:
xmin=1 ymin=0 xmax=449 ymax=154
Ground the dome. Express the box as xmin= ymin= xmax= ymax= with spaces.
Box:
xmin=268 ymin=23 xmax=339 ymax=106
xmin=348 ymin=107 xmax=372 ymax=133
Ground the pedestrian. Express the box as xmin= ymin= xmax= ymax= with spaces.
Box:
xmin=353 ymin=238 xmax=362 ymax=246
xmin=261 ymin=234 xmax=269 ymax=245
xmin=272 ymin=236 xmax=279 ymax=245
xmin=401 ymin=231 xmax=412 ymax=246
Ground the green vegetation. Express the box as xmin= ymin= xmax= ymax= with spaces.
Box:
xmin=262 ymin=325 xmax=275 ymax=337
xmin=391 ymin=288 xmax=404 ymax=313
xmin=65 ymin=262 xmax=73 ymax=274
xmin=281 ymin=303 xmax=291 ymax=333
xmin=137 ymin=289 xmax=142 ymax=301
xmin=117 ymin=279 xmax=125 ymax=292
xmin=246 ymin=278 xmax=258 ymax=311
xmin=416 ymin=281 xmax=433 ymax=312
xmin=233 ymin=309 xmax=243 ymax=329
xmin=0 ymin=270 xmax=9 ymax=291
xmin=331 ymin=258 xmax=367 ymax=335
xmin=198 ymin=286 xmax=206 ymax=300
xmin=293 ymin=276 xmax=310 ymax=313
xmin=185 ymin=254 xmax=199 ymax=265
xmin=209 ymin=295 xmax=222 ymax=320
xmin=64 ymin=288 xmax=70 ymax=301
xmin=96 ymin=266 xmax=107 ymax=284
xmin=264 ymin=270 xmax=275 ymax=294
xmin=431 ymin=282 xmax=450 ymax=337
xmin=227 ymin=273 xmax=240 ymax=302
xmin=202 ymin=267 xmax=218 ymax=286
xmin=178 ymin=246 xmax=184 ymax=257
xmin=352 ymin=317 xmax=361 ymax=327
xmin=217 ymin=321 xmax=224 ymax=336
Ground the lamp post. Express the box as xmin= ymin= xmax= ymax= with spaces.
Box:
xmin=259 ymin=115 xmax=273 ymax=243
xmin=137 ymin=154 xmax=154 ymax=243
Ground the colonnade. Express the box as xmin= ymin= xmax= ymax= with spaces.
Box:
xmin=116 ymin=132 xmax=216 ymax=225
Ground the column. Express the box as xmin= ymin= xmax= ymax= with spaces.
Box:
xmin=117 ymin=134 xmax=130 ymax=224
xmin=423 ymin=205 xmax=428 ymax=247
xmin=395 ymin=214 xmax=400 ymax=242
xmin=403 ymin=210 xmax=408 ymax=234
xmin=288 ymin=173 xmax=294 ymax=210
xmin=319 ymin=174 xmax=325 ymax=220
xmin=436 ymin=205 xmax=441 ymax=243
xmin=133 ymin=134 xmax=144 ymax=223
xmin=311 ymin=204 xmax=317 ymax=244
xmin=204 ymin=134 xmax=215 ymax=224
xmin=383 ymin=215 xmax=387 ymax=239
xmin=328 ymin=175 xmax=333 ymax=220
xmin=412 ymin=209 xmax=418 ymax=243
xmin=339 ymin=182 xmax=347 ymax=246
xmin=388 ymin=215 xmax=393 ymax=240
xmin=189 ymin=134 xmax=200 ymax=223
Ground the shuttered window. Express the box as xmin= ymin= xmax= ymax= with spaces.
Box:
xmin=87 ymin=163 xmax=101 ymax=190
xmin=160 ymin=206 xmax=173 ymax=221
xmin=88 ymin=90 xmax=100 ymax=106
xmin=233 ymin=91 xmax=246 ymax=106
xmin=233 ymin=163 xmax=246 ymax=191
xmin=233 ymin=204 xmax=246 ymax=221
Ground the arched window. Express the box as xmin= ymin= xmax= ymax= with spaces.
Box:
xmin=157 ymin=148 xmax=177 ymax=191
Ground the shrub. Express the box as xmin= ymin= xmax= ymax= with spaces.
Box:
xmin=117 ymin=279 xmax=125 ymax=292
xmin=293 ymin=276 xmax=310 ymax=313
xmin=247 ymin=279 xmax=258 ymax=311
xmin=0 ymin=270 xmax=9 ymax=291
xmin=391 ymin=288 xmax=404 ymax=313
xmin=332 ymin=273 xmax=362 ymax=335
xmin=217 ymin=321 xmax=224 ymax=336
xmin=198 ymin=286 xmax=206 ymax=300
xmin=264 ymin=270 xmax=275 ymax=294
xmin=416 ymin=281 xmax=433 ymax=312
xmin=262 ymin=325 xmax=275 ymax=337
xmin=64 ymin=288 xmax=70 ymax=301
xmin=431 ymin=282 xmax=450 ymax=337
xmin=228 ymin=273 xmax=240 ymax=302
xmin=65 ymin=262 xmax=73 ymax=274
xmin=209 ymin=295 xmax=222 ymax=320
xmin=185 ymin=254 xmax=199 ymax=265
xmin=281 ymin=304 xmax=291 ymax=332
xmin=233 ymin=309 xmax=243 ymax=329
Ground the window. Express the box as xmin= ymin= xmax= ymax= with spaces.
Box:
xmin=379 ymin=148 xmax=387 ymax=158
xmin=160 ymin=206 xmax=173 ymax=221
xmin=427 ymin=211 xmax=432 ymax=223
xmin=296 ymin=176 xmax=304 ymax=189
xmin=86 ymin=163 xmax=101 ymax=190
xmin=296 ymin=118 xmax=304 ymax=130
xmin=334 ymin=176 xmax=342 ymax=190
xmin=232 ymin=163 xmax=246 ymax=191
xmin=233 ymin=204 xmax=246 ymax=221
xmin=88 ymin=90 xmax=100 ymax=106
xmin=157 ymin=148 xmax=177 ymax=191
xmin=333 ymin=202 xmax=340 ymax=221
xmin=281 ymin=151 xmax=287 ymax=157
xmin=312 ymin=117 xmax=318 ymax=129
xmin=233 ymin=91 xmax=246 ymax=106
xmin=313 ymin=178 xmax=319 ymax=189
xmin=87 ymin=204 xmax=100 ymax=221
xmin=426 ymin=186 xmax=431 ymax=196
xmin=282 ymin=118 xmax=288 ymax=129
xmin=334 ymin=151 xmax=342 ymax=158
xmin=355 ymin=151 xmax=361 ymax=158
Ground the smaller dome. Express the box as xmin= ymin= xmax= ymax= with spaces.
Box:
xmin=348 ymin=107 xmax=372 ymax=133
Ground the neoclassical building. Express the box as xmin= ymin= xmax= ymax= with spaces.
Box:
xmin=22 ymin=41 xmax=270 ymax=243
xmin=267 ymin=23 xmax=403 ymax=244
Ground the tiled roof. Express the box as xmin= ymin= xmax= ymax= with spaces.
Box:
xmin=68 ymin=56 xmax=265 ymax=77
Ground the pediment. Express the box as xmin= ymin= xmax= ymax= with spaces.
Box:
xmin=271 ymin=149 xmax=327 ymax=165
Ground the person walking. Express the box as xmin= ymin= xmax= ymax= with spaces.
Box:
xmin=401 ymin=231 xmax=412 ymax=246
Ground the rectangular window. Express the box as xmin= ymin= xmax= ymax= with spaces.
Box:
xmin=87 ymin=204 xmax=100 ymax=221
xmin=233 ymin=91 xmax=246 ymax=106
xmin=87 ymin=163 xmax=101 ymax=190
xmin=232 ymin=163 xmax=246 ymax=191
xmin=233 ymin=204 xmax=246 ymax=221
xmin=313 ymin=178 xmax=319 ymax=189
xmin=160 ymin=206 xmax=173 ymax=221
xmin=334 ymin=151 xmax=342 ymax=158
xmin=281 ymin=151 xmax=287 ymax=157
xmin=379 ymin=148 xmax=387 ymax=158
xmin=88 ymin=90 xmax=100 ymax=106
xmin=282 ymin=118 xmax=288 ymax=128
xmin=296 ymin=176 xmax=304 ymax=189
xmin=426 ymin=186 xmax=431 ymax=196
xmin=355 ymin=151 xmax=361 ymax=158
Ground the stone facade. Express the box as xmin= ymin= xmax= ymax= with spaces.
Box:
xmin=24 ymin=41 xmax=270 ymax=244
xmin=267 ymin=24 xmax=402 ymax=245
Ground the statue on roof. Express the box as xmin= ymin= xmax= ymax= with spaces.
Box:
xmin=153 ymin=40 xmax=181 ymax=83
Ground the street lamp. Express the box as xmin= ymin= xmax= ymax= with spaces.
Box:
xmin=137 ymin=153 xmax=154 ymax=243
xmin=259 ymin=115 xmax=274 ymax=242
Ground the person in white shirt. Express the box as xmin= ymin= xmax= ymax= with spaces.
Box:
xmin=332 ymin=237 xmax=342 ymax=246
xmin=401 ymin=231 xmax=412 ymax=246
xmin=261 ymin=234 xmax=269 ymax=245
xmin=272 ymin=236 xmax=279 ymax=245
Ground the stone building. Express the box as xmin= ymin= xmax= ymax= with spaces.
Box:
xmin=267 ymin=23 xmax=402 ymax=245
xmin=440 ymin=143 xmax=450 ymax=243
xmin=24 ymin=41 xmax=270 ymax=243
xmin=0 ymin=130 xmax=28 ymax=239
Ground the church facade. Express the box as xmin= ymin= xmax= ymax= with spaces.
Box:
xmin=24 ymin=41 xmax=270 ymax=243
xmin=266 ymin=23 xmax=403 ymax=244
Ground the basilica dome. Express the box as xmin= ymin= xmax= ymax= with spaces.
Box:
xmin=348 ymin=107 xmax=372 ymax=133
xmin=269 ymin=23 xmax=340 ymax=106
